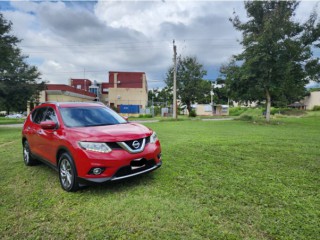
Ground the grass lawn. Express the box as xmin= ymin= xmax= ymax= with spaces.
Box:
xmin=0 ymin=117 xmax=25 ymax=125
xmin=0 ymin=115 xmax=319 ymax=239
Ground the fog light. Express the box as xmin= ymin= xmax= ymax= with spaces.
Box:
xmin=157 ymin=153 xmax=162 ymax=160
xmin=92 ymin=168 xmax=103 ymax=175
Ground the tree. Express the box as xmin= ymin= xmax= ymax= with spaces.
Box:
xmin=0 ymin=13 xmax=44 ymax=114
xmin=212 ymin=78 xmax=229 ymax=105
xmin=148 ymin=87 xmax=173 ymax=107
xmin=225 ymin=1 xmax=320 ymax=121
xmin=165 ymin=56 xmax=210 ymax=114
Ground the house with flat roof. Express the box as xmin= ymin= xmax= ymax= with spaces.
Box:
xmin=303 ymin=91 xmax=320 ymax=110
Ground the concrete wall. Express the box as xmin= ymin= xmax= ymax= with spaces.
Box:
xmin=108 ymin=88 xmax=148 ymax=108
xmin=108 ymin=73 xmax=148 ymax=109
xmin=39 ymin=90 xmax=95 ymax=103
xmin=195 ymin=104 xmax=213 ymax=116
xmin=304 ymin=91 xmax=320 ymax=110
xmin=46 ymin=94 xmax=94 ymax=102
xmin=194 ymin=104 xmax=229 ymax=116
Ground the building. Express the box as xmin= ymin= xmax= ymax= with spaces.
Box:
xmin=33 ymin=71 xmax=148 ymax=115
xmin=70 ymin=71 xmax=148 ymax=111
xmin=39 ymin=84 xmax=96 ymax=102
xmin=26 ymin=84 xmax=97 ymax=115
xmin=193 ymin=104 xmax=229 ymax=116
xmin=303 ymin=91 xmax=320 ymax=110
xmin=70 ymin=79 xmax=92 ymax=92
xmin=107 ymin=71 xmax=148 ymax=110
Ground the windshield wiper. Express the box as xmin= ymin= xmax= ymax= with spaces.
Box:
xmin=85 ymin=123 xmax=115 ymax=127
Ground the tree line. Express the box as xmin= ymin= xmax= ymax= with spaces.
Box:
xmin=152 ymin=1 xmax=320 ymax=121
xmin=0 ymin=13 xmax=45 ymax=115
xmin=1 ymin=1 xmax=320 ymax=121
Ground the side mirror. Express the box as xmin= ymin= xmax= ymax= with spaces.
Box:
xmin=123 ymin=116 xmax=129 ymax=122
xmin=40 ymin=120 xmax=57 ymax=130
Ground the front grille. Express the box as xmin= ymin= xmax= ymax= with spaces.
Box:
xmin=114 ymin=159 xmax=156 ymax=178
xmin=106 ymin=136 xmax=150 ymax=153
xmin=123 ymin=138 xmax=144 ymax=149
xmin=107 ymin=137 xmax=150 ymax=151
xmin=107 ymin=142 xmax=122 ymax=149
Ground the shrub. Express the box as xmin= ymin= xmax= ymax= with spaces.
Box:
xmin=110 ymin=106 xmax=118 ymax=112
xmin=229 ymin=107 xmax=248 ymax=116
xmin=270 ymin=108 xmax=290 ymax=115
xmin=189 ymin=109 xmax=197 ymax=117
xmin=312 ymin=105 xmax=320 ymax=111
xmin=138 ymin=114 xmax=153 ymax=118
xmin=239 ymin=115 xmax=253 ymax=121
xmin=280 ymin=109 xmax=305 ymax=116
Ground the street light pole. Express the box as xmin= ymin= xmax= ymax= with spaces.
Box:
xmin=210 ymin=90 xmax=214 ymax=116
xmin=152 ymin=96 xmax=154 ymax=117
xmin=173 ymin=40 xmax=177 ymax=119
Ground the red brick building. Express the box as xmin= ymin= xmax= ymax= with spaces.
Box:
xmin=68 ymin=71 xmax=148 ymax=110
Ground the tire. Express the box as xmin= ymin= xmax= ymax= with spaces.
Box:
xmin=58 ymin=153 xmax=79 ymax=192
xmin=23 ymin=140 xmax=38 ymax=166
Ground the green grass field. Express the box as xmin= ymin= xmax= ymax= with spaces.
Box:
xmin=0 ymin=115 xmax=319 ymax=239
xmin=0 ymin=117 xmax=25 ymax=125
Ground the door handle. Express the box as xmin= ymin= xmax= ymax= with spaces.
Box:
xmin=36 ymin=130 xmax=43 ymax=135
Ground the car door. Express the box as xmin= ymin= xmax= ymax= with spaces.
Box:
xmin=36 ymin=107 xmax=60 ymax=164
xmin=27 ymin=107 xmax=47 ymax=157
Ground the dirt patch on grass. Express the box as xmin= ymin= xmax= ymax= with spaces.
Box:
xmin=0 ymin=141 xmax=18 ymax=147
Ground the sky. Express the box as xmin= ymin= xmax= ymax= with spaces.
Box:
xmin=1 ymin=0 xmax=319 ymax=89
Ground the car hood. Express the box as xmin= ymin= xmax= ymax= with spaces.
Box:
xmin=66 ymin=122 xmax=152 ymax=142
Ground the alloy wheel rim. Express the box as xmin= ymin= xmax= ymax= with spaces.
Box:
xmin=60 ymin=159 xmax=73 ymax=189
xmin=23 ymin=144 xmax=29 ymax=164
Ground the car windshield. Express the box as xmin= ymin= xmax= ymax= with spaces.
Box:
xmin=60 ymin=106 xmax=127 ymax=127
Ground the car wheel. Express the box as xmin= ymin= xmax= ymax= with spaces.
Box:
xmin=23 ymin=140 xmax=38 ymax=166
xmin=58 ymin=153 xmax=79 ymax=192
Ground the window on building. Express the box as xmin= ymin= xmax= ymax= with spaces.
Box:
xmin=89 ymin=87 xmax=98 ymax=95
xmin=204 ymin=105 xmax=212 ymax=112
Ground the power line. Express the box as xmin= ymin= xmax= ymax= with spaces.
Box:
xmin=15 ymin=38 xmax=241 ymax=55
xmin=18 ymin=38 xmax=240 ymax=48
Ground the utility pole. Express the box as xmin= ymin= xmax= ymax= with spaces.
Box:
xmin=173 ymin=40 xmax=177 ymax=119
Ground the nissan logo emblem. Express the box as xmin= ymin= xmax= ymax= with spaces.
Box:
xmin=132 ymin=140 xmax=140 ymax=149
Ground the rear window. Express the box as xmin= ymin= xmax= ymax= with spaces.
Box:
xmin=60 ymin=106 xmax=127 ymax=127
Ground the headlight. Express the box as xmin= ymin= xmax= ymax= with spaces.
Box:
xmin=150 ymin=132 xmax=158 ymax=144
xmin=78 ymin=142 xmax=112 ymax=153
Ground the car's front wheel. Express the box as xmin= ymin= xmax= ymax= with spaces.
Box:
xmin=58 ymin=153 xmax=79 ymax=192
xmin=23 ymin=140 xmax=38 ymax=166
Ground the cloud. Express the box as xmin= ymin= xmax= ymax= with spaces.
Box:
xmin=1 ymin=0 xmax=319 ymax=89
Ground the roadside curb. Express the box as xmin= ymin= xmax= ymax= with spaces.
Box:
xmin=202 ymin=118 xmax=234 ymax=121
xmin=0 ymin=124 xmax=23 ymax=128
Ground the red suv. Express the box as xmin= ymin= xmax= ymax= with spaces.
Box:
xmin=22 ymin=102 xmax=162 ymax=192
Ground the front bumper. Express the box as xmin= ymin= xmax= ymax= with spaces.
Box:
xmin=73 ymin=140 xmax=161 ymax=179
xmin=78 ymin=159 xmax=162 ymax=184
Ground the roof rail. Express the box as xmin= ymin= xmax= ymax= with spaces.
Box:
xmin=94 ymin=101 xmax=105 ymax=106
xmin=40 ymin=101 xmax=60 ymax=106
xmin=39 ymin=101 xmax=107 ymax=106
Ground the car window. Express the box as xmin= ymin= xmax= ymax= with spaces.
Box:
xmin=31 ymin=109 xmax=39 ymax=122
xmin=32 ymin=107 xmax=47 ymax=124
xmin=60 ymin=106 xmax=127 ymax=127
xmin=43 ymin=107 xmax=58 ymax=123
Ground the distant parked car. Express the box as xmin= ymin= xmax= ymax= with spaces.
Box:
xmin=22 ymin=102 xmax=162 ymax=192
xmin=5 ymin=114 xmax=23 ymax=119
